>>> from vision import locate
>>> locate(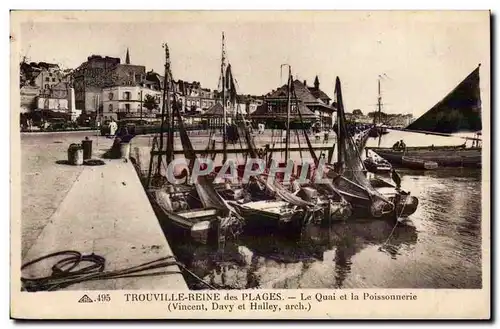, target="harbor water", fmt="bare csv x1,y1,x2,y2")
132,130,482,289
